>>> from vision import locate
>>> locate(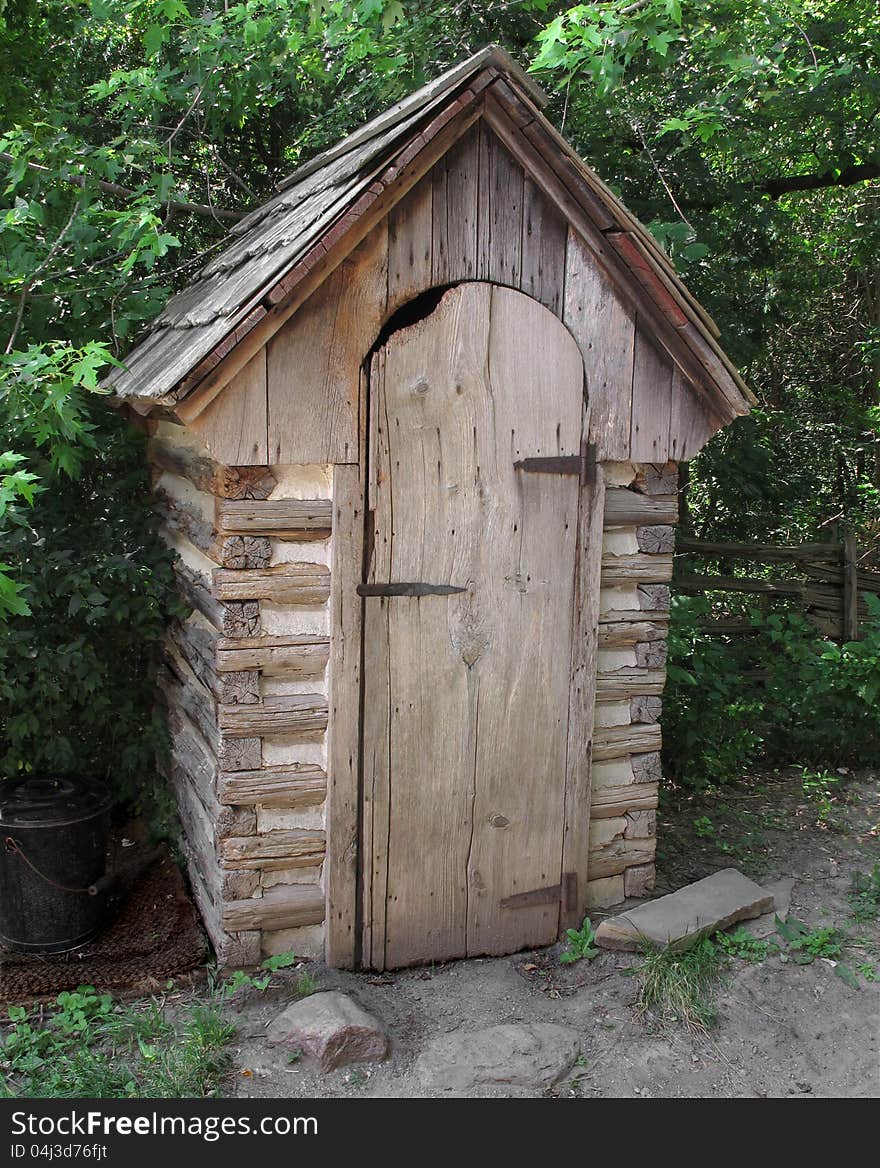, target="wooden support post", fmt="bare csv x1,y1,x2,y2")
843,528,860,641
